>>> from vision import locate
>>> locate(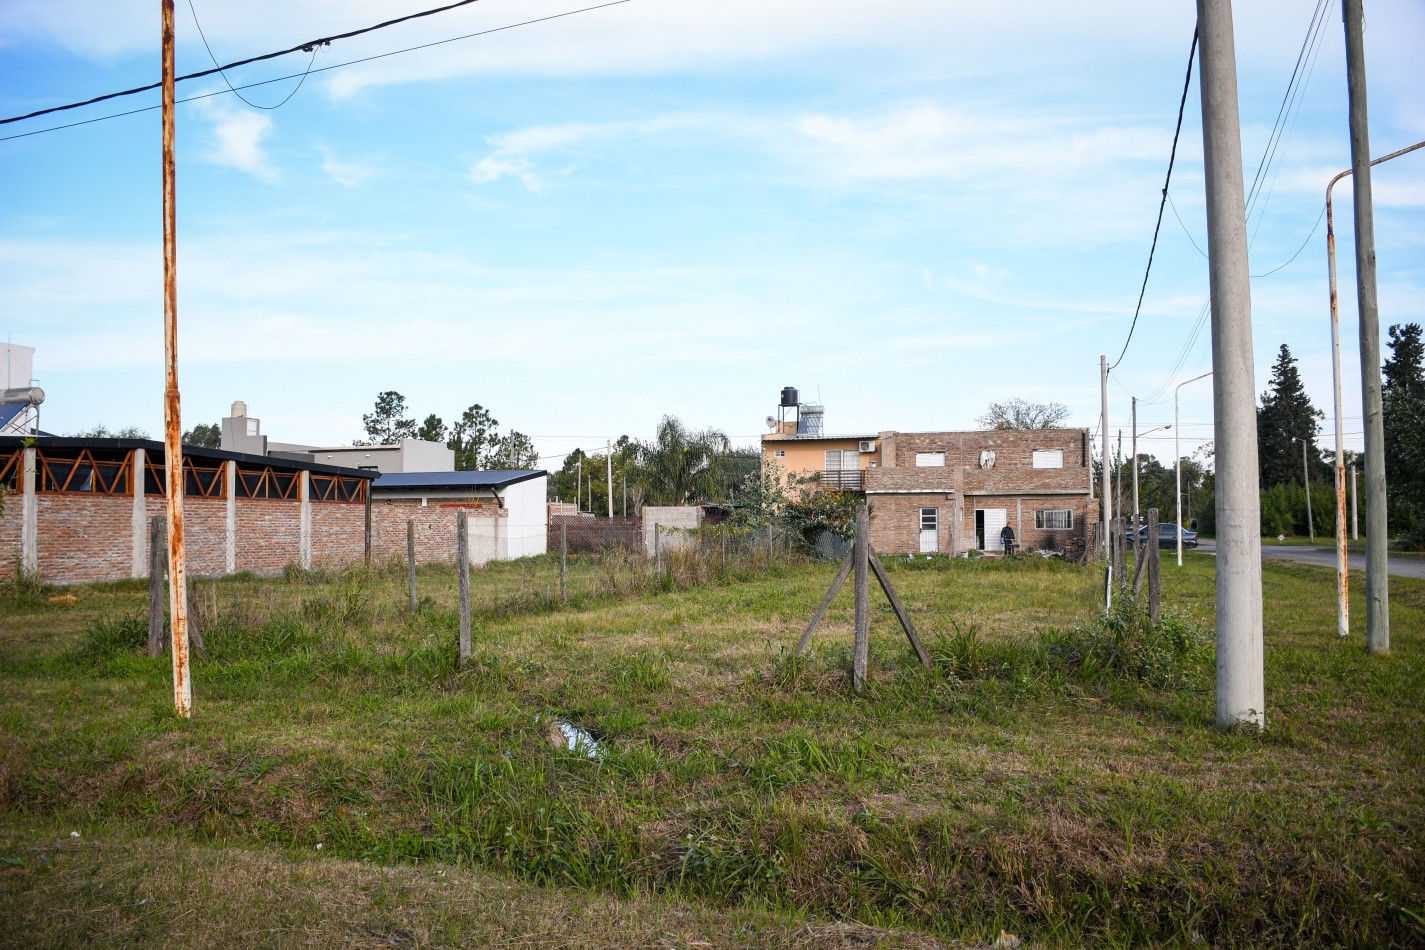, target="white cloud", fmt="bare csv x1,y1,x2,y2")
191,96,279,182
318,147,377,188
